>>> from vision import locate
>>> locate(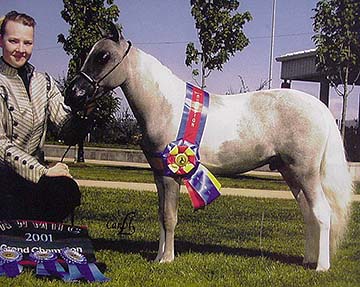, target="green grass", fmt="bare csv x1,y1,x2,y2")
1,188,359,286
67,163,290,191
67,162,360,194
